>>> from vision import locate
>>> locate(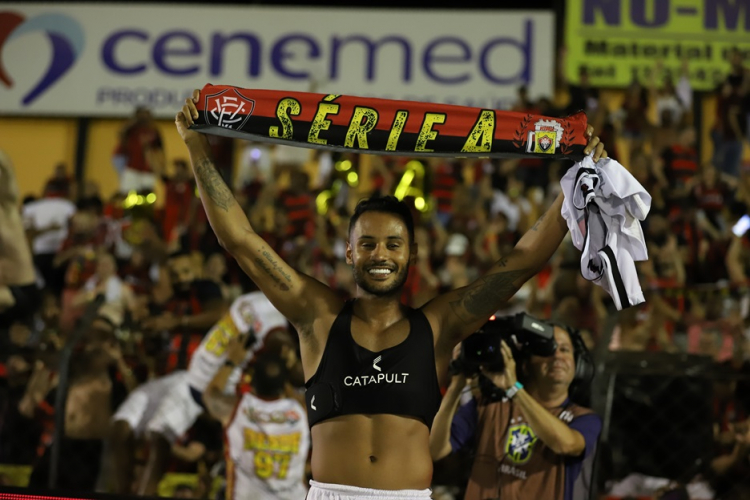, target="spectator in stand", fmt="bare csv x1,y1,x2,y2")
629,148,667,212
652,59,693,128
54,197,111,332
612,77,651,146
43,163,75,200
430,158,462,228
557,47,599,118
712,50,748,179
119,248,154,298
657,124,699,205
160,159,196,245
25,311,134,492
400,226,441,308
22,183,77,294
114,107,165,194
202,252,233,300
277,169,315,240
141,250,226,375
0,151,41,340
726,47,750,90
72,252,135,317
695,163,733,234
437,233,479,291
